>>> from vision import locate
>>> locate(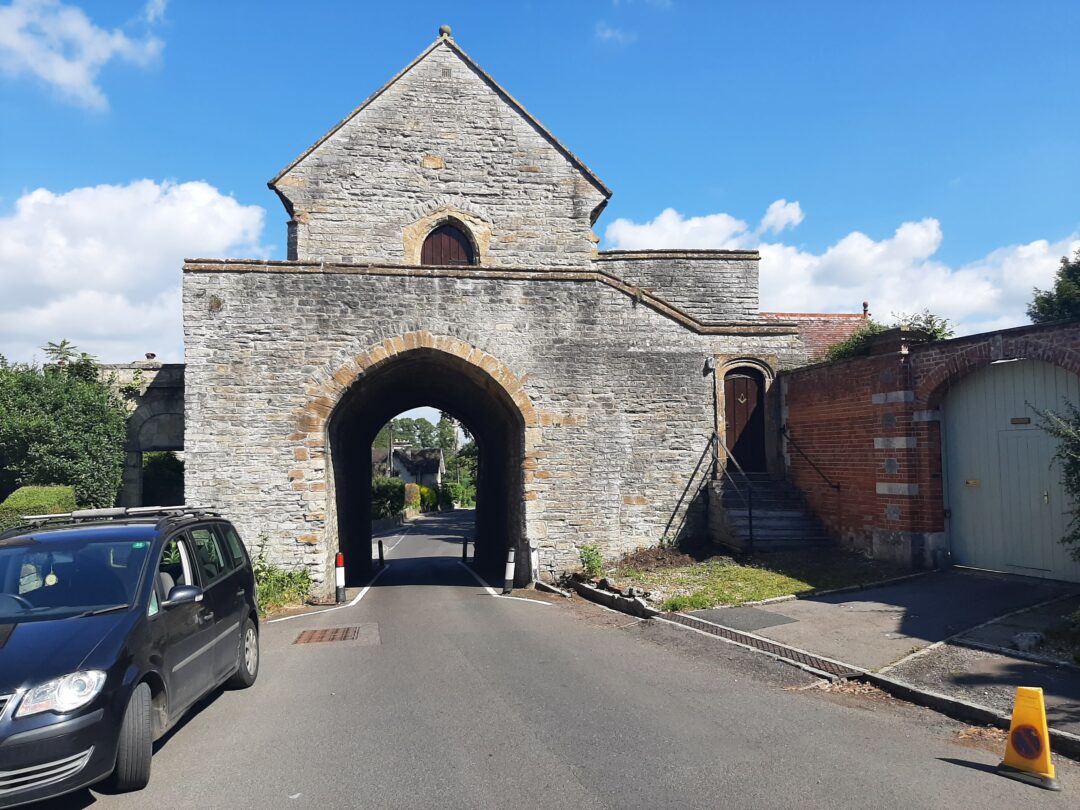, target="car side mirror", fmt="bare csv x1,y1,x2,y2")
162,584,203,608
